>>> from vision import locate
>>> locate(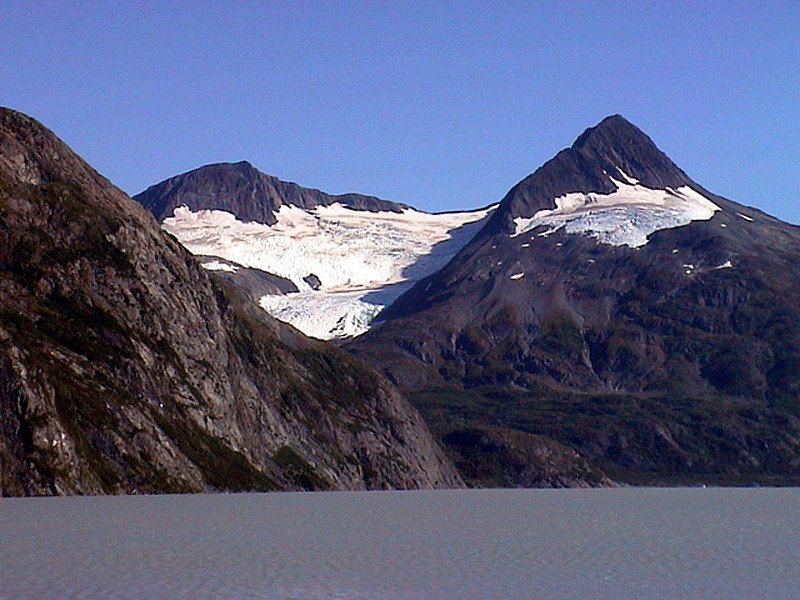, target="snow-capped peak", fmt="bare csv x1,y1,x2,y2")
512,173,721,248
